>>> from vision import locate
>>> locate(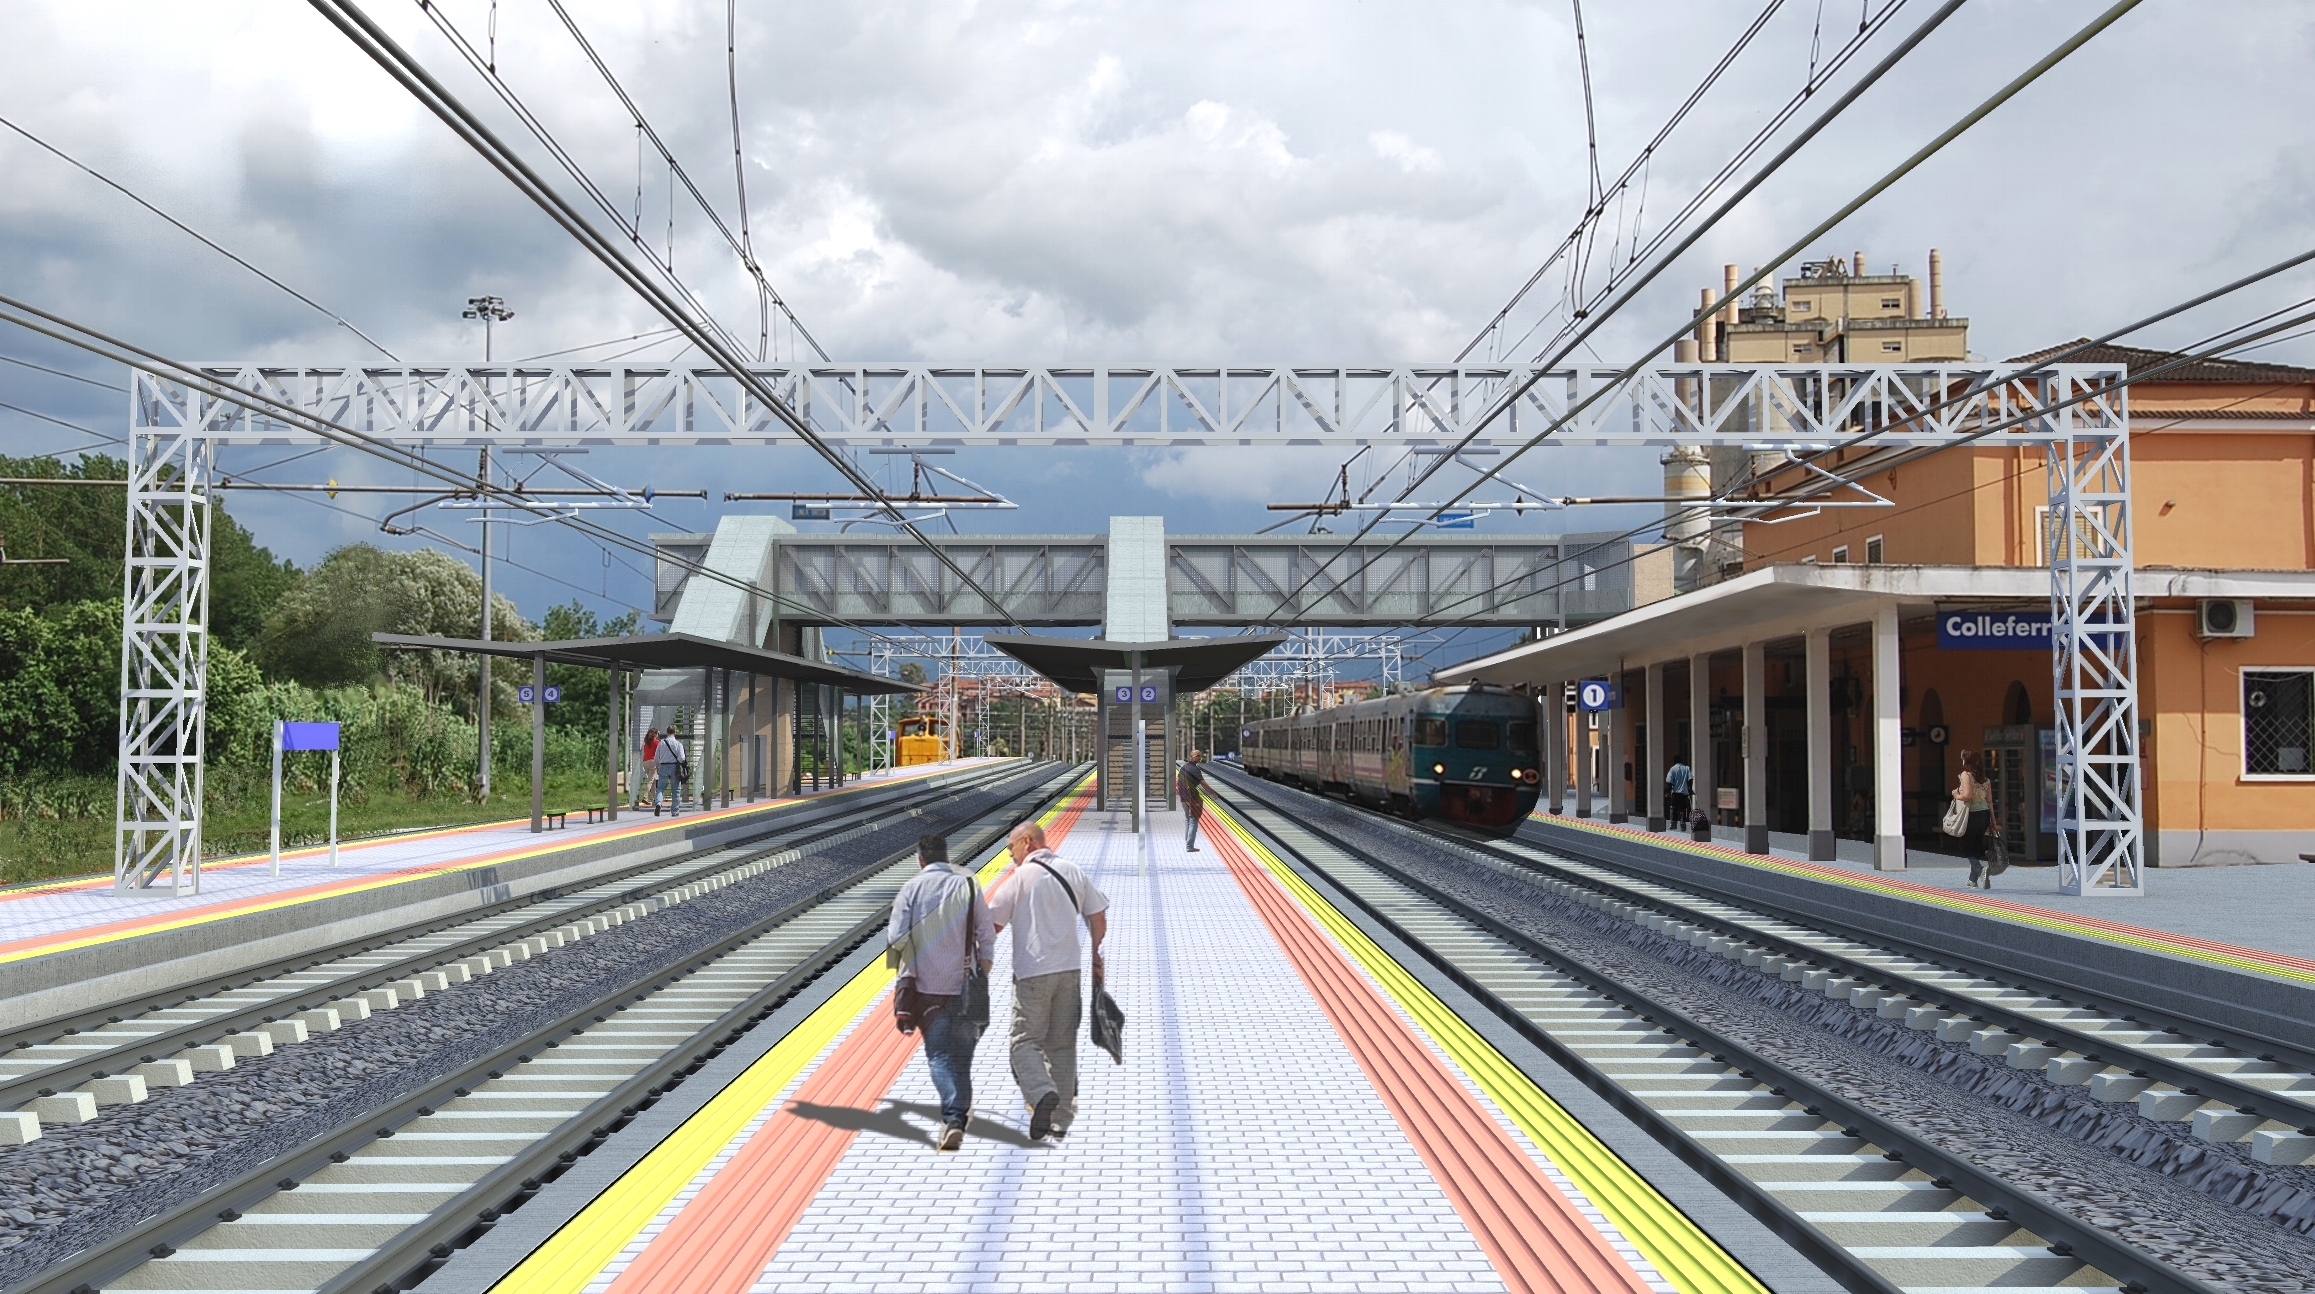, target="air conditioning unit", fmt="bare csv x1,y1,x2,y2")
2196,598,2255,640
